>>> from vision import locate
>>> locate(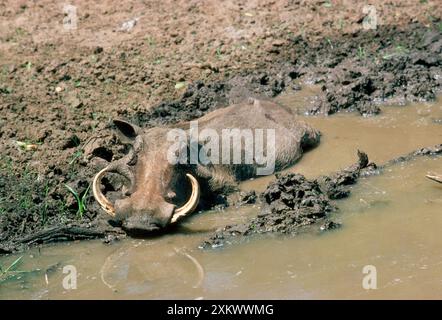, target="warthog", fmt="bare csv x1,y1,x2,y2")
93,99,320,234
